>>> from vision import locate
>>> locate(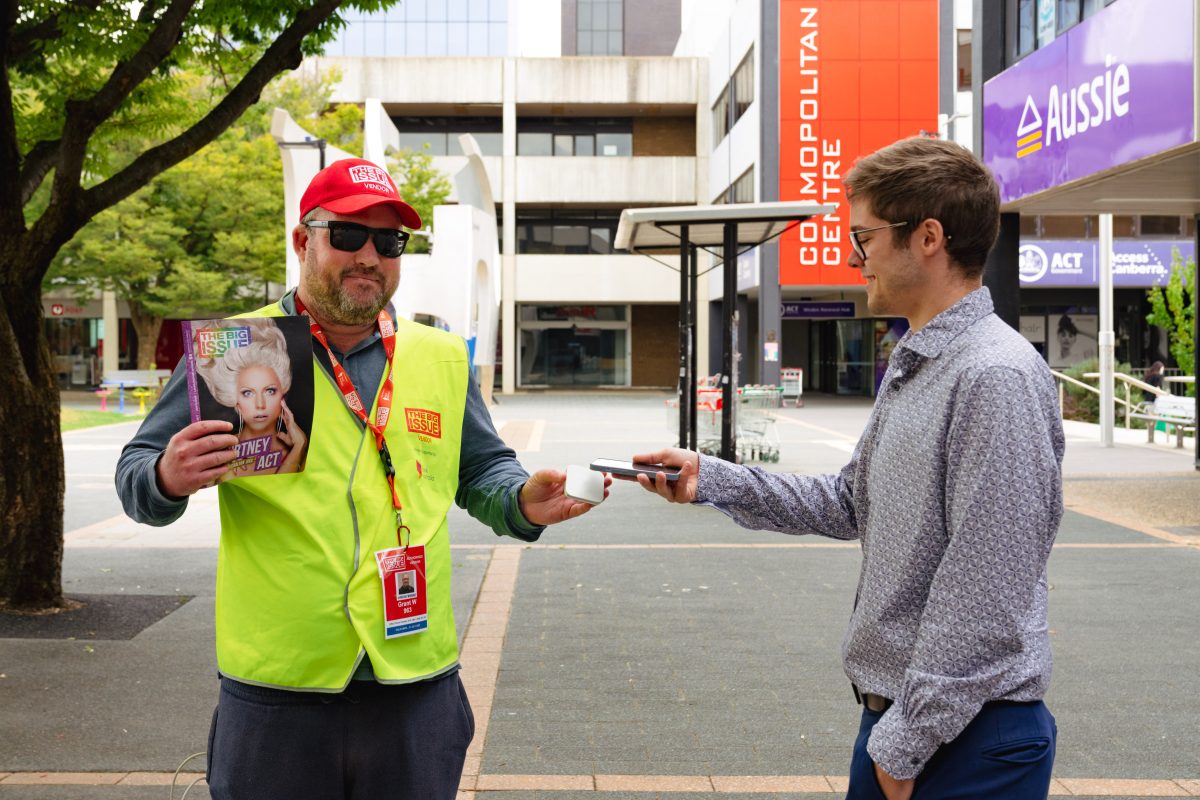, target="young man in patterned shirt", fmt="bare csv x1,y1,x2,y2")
633,137,1064,800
